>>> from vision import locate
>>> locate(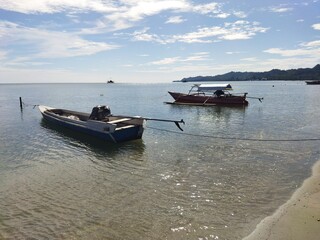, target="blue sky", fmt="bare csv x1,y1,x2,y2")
0,0,319,83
